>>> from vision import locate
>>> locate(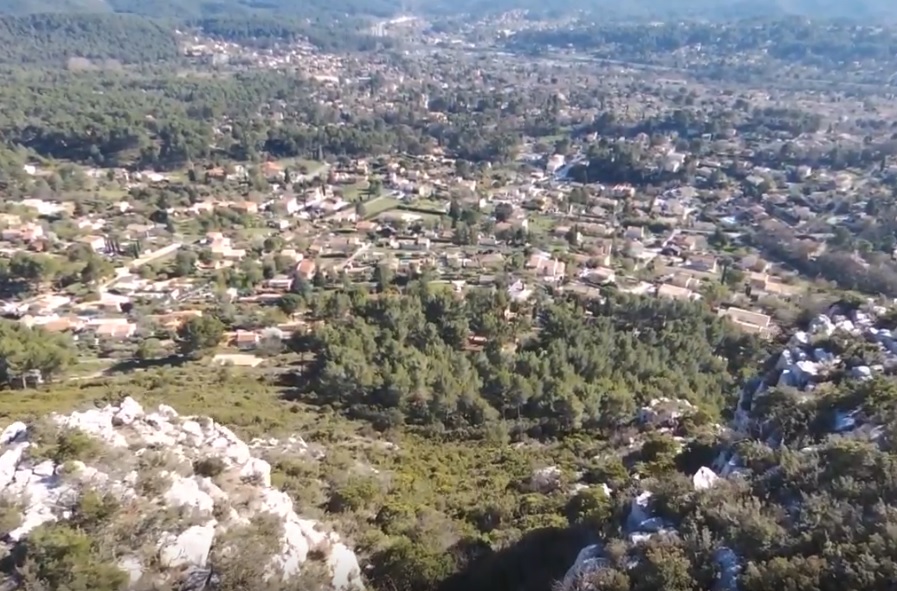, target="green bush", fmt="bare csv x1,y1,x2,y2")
327,477,380,513
193,456,227,478
566,487,612,527
30,427,100,465
0,497,22,536
18,523,128,591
